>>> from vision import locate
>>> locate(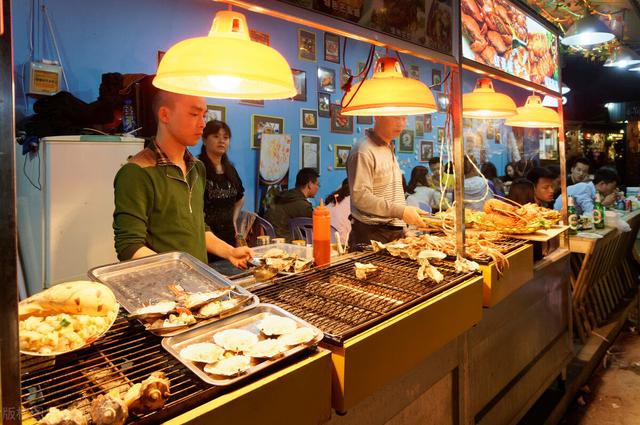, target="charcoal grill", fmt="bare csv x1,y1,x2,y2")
254,251,477,345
